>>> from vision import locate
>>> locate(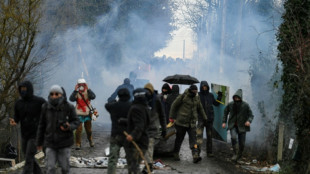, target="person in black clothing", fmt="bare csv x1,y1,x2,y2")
124,88,150,174
166,85,180,120
10,81,46,174
197,81,222,157
36,85,80,174
105,88,132,174
160,83,171,122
